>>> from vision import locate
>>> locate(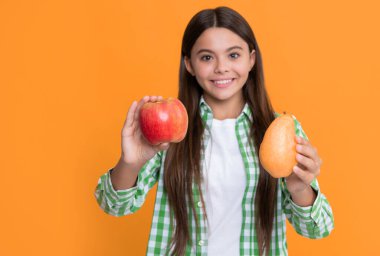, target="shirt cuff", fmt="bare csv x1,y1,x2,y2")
103,168,138,204
288,181,323,224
